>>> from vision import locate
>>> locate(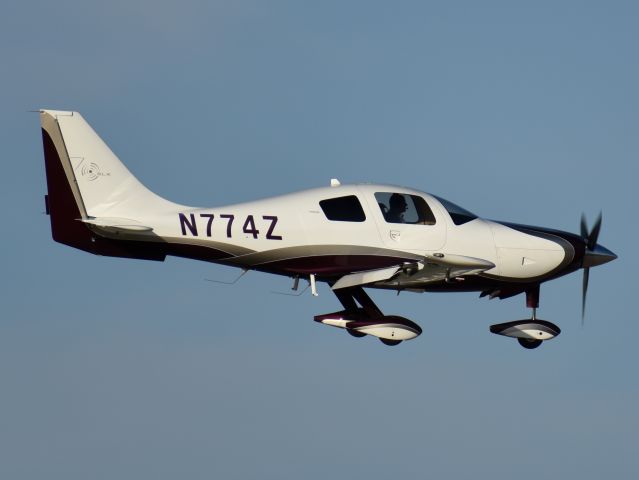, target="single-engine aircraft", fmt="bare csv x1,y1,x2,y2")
38,110,617,349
